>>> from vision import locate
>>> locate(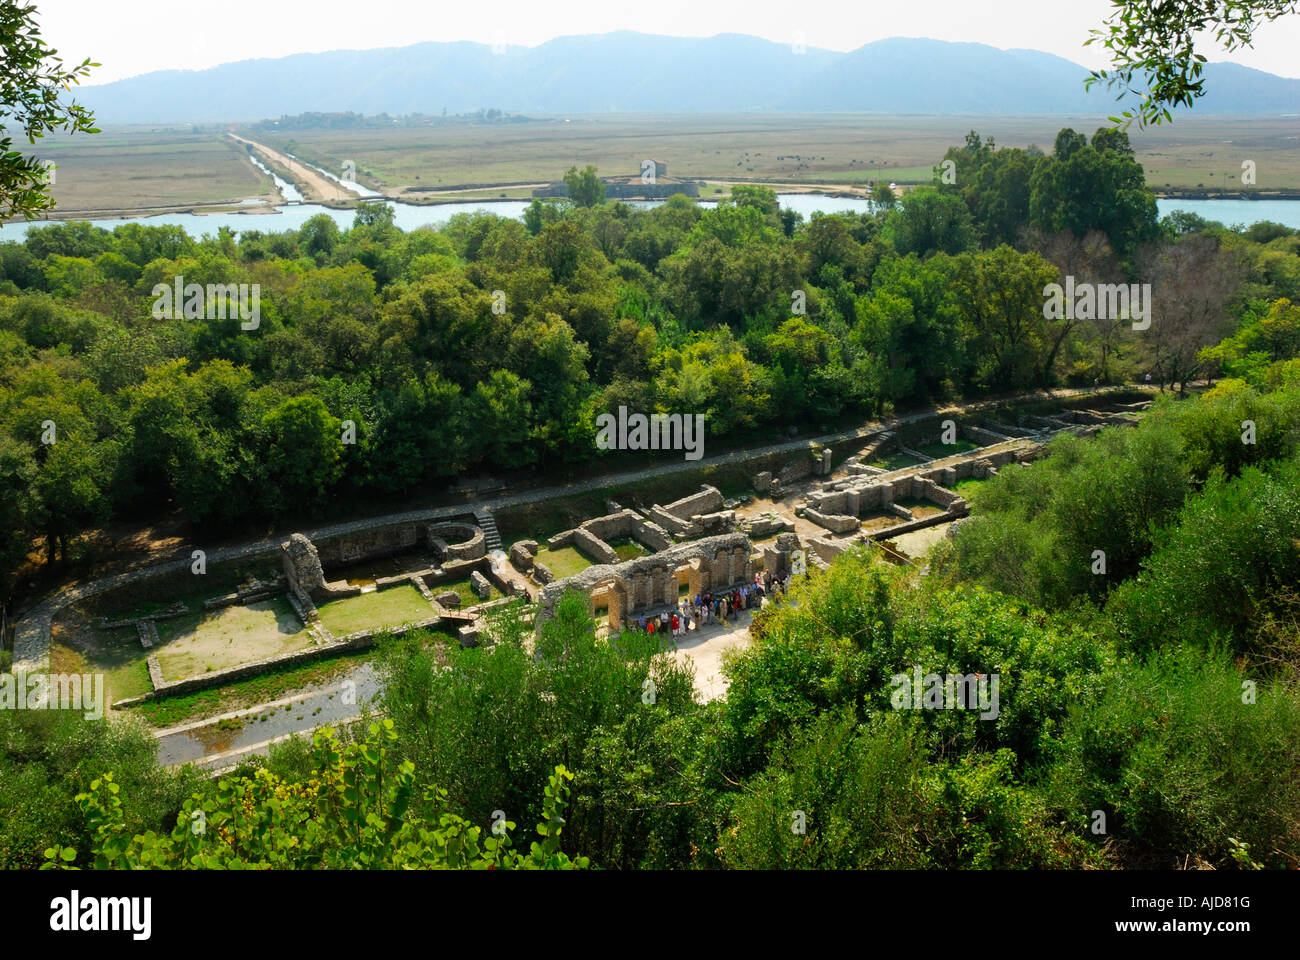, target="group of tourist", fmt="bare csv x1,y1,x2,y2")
628,571,792,638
